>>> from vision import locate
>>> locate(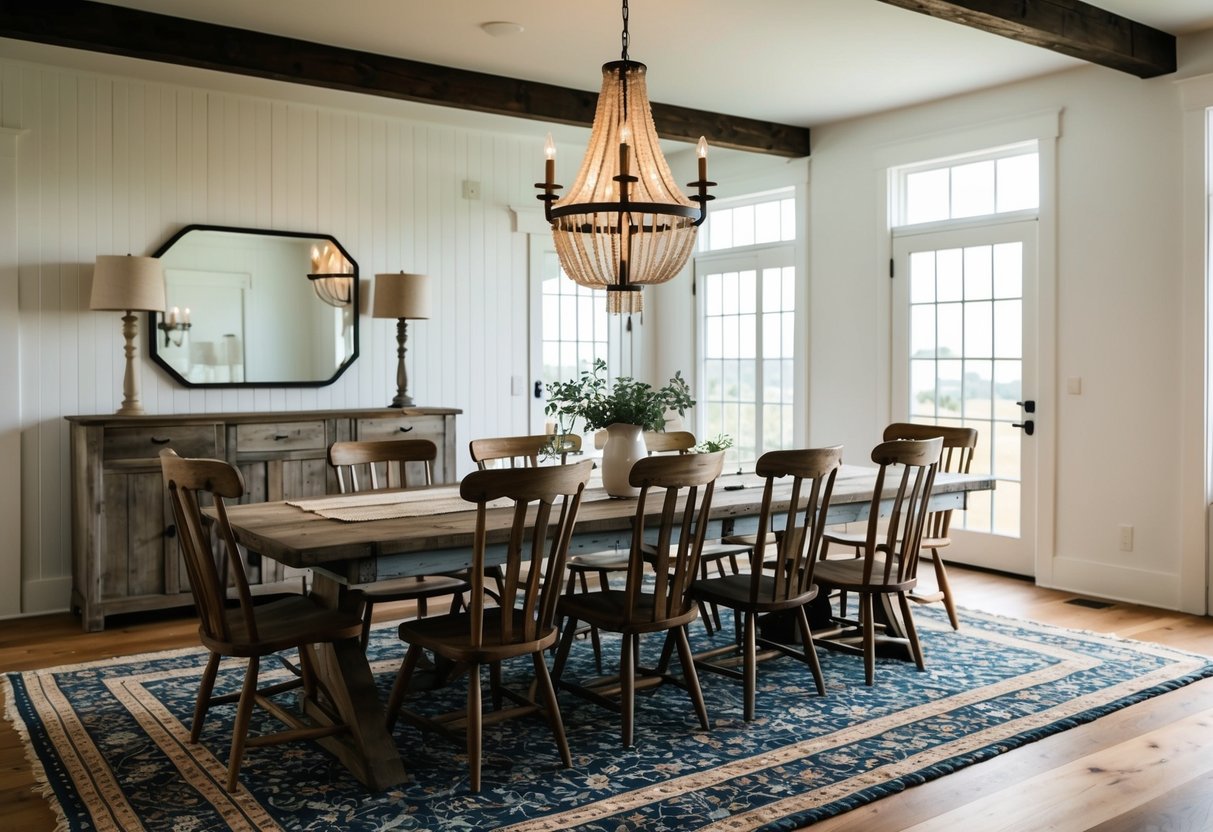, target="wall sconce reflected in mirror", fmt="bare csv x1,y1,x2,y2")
158,305,192,347
309,243,354,307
